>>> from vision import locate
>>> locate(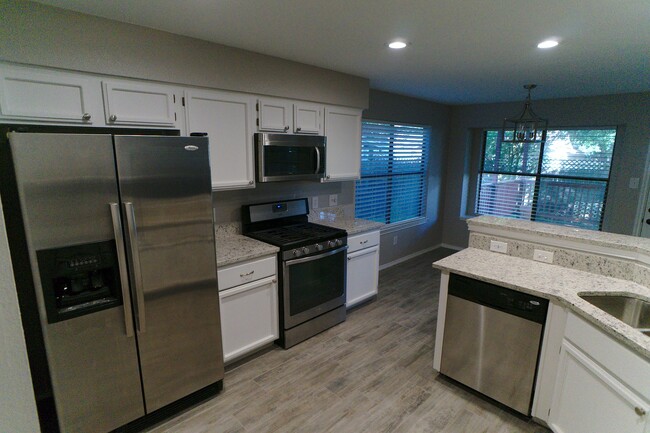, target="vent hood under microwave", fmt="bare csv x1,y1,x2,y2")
255,133,326,182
